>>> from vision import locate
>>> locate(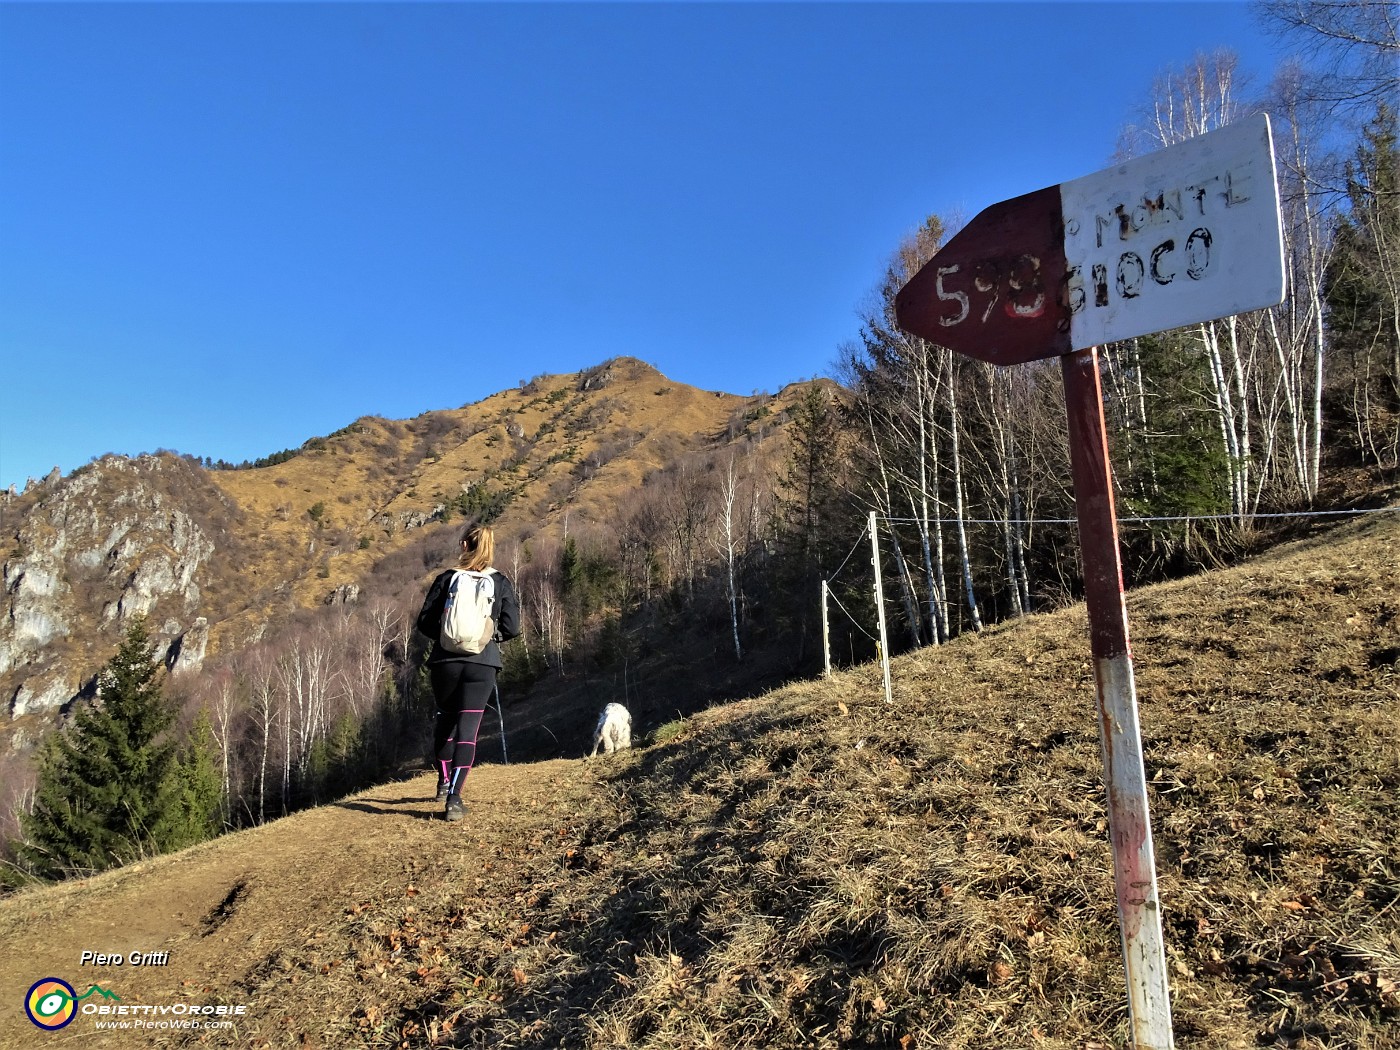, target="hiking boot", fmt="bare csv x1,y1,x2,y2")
434,780,449,803
444,796,466,822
